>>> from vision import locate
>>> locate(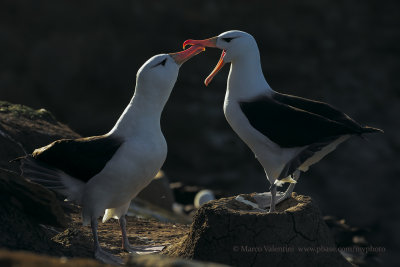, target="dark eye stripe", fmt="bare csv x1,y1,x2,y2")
152,58,167,68
222,37,235,43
